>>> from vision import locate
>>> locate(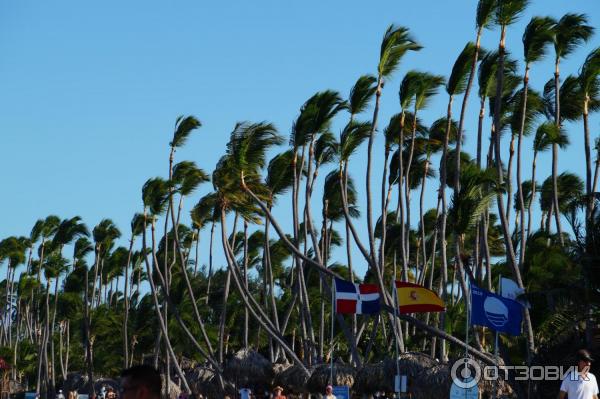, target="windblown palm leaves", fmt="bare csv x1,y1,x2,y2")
170,116,202,149
377,25,422,79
